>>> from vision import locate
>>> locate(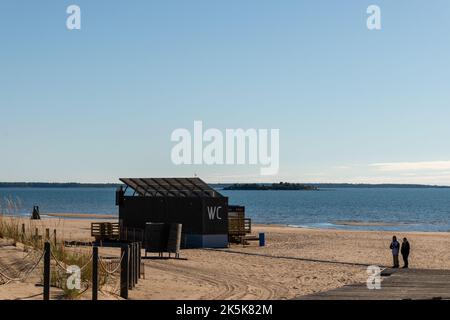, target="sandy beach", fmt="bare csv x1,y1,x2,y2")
1,215,450,300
